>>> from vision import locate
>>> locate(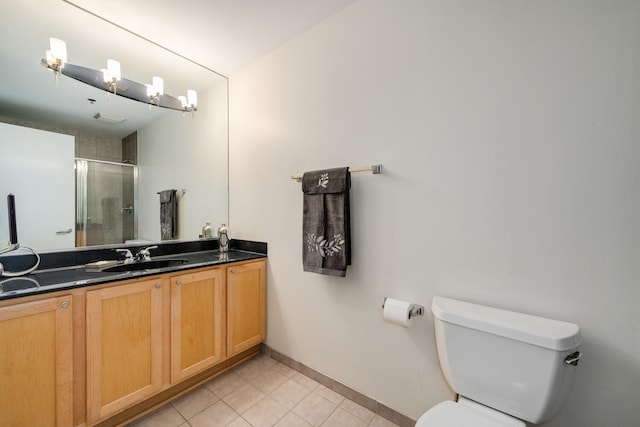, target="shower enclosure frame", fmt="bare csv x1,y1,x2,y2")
75,158,138,247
